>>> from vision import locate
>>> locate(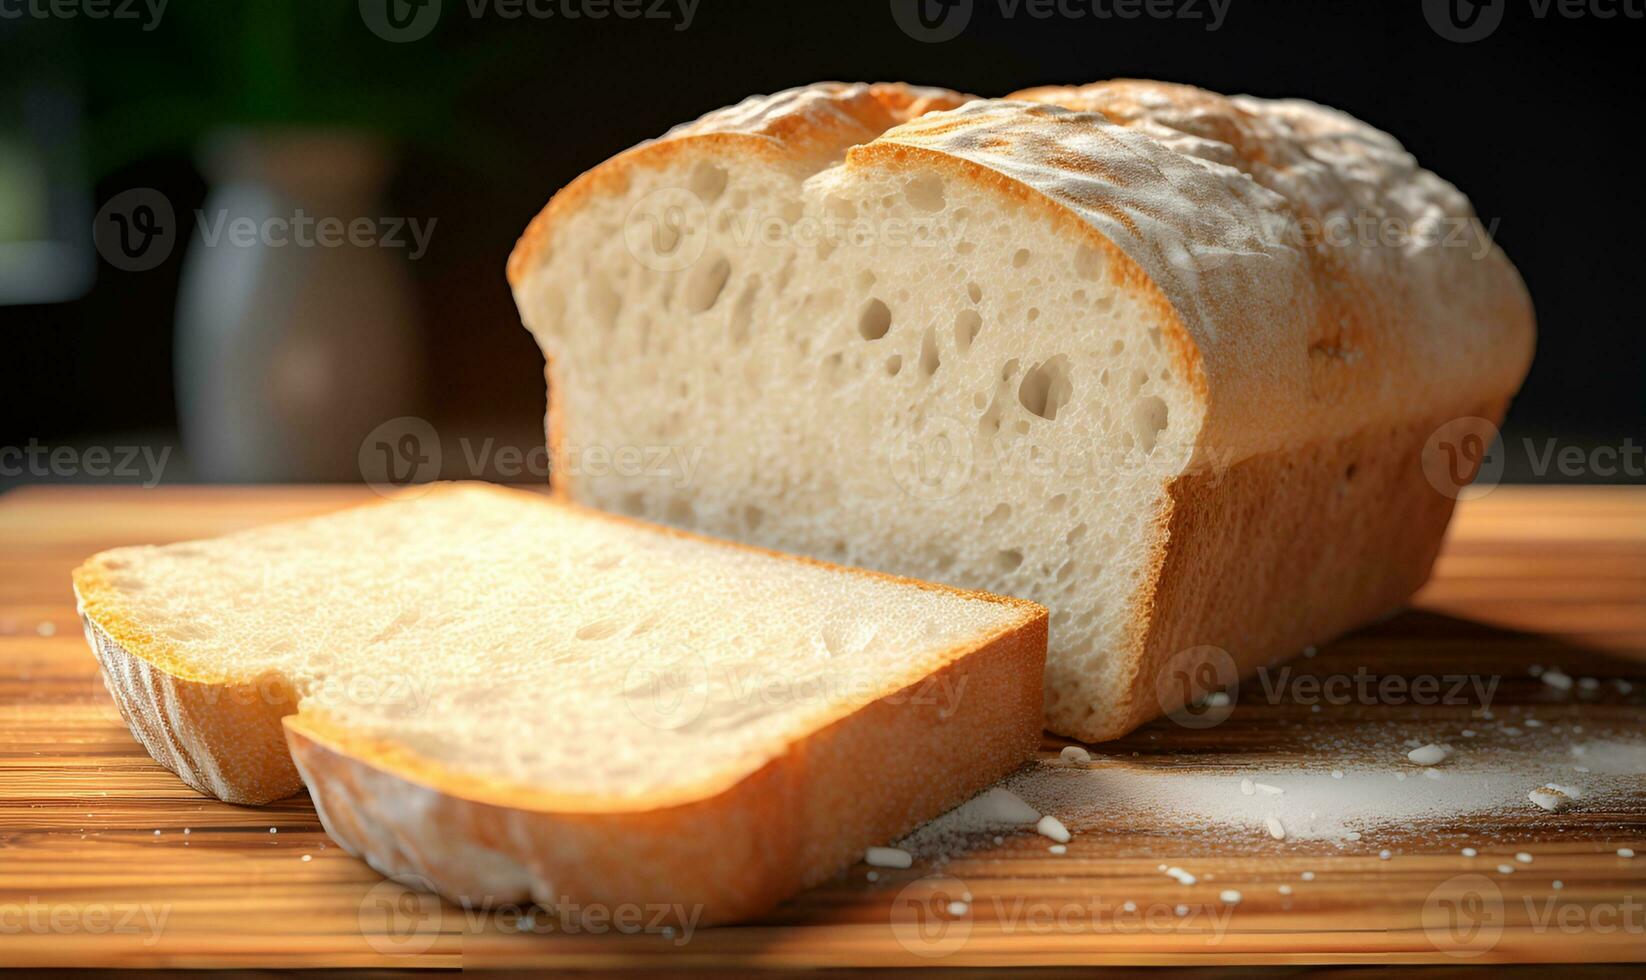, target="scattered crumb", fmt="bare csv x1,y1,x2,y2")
947,901,969,916
1036,815,1071,843
1060,746,1092,765
1619,848,1636,859
1219,889,1242,904
1515,852,1533,864
1497,864,1515,874
1278,884,1293,895
1462,847,1478,857
1528,784,1582,812
1407,744,1448,766
1379,849,1392,860
865,847,912,869
1541,670,1573,691
1048,844,1067,855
